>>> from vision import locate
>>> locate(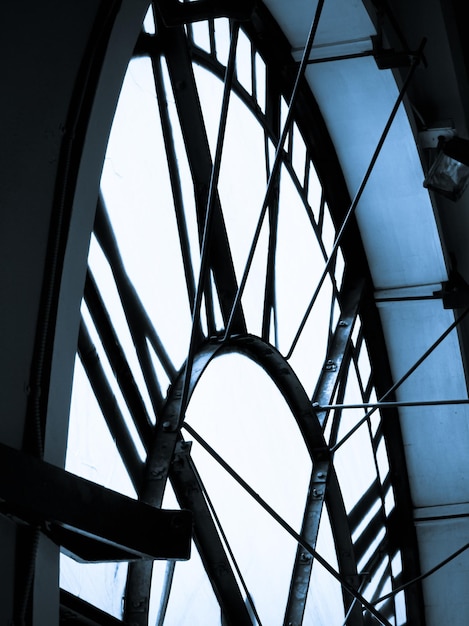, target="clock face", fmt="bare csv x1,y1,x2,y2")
60,4,419,625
